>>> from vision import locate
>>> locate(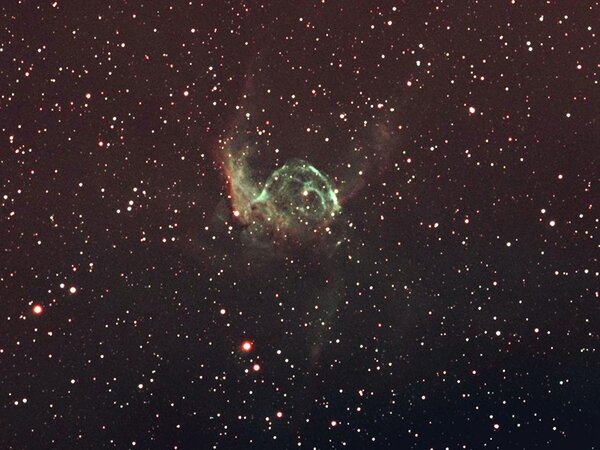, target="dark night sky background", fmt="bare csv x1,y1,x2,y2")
1,1,598,449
